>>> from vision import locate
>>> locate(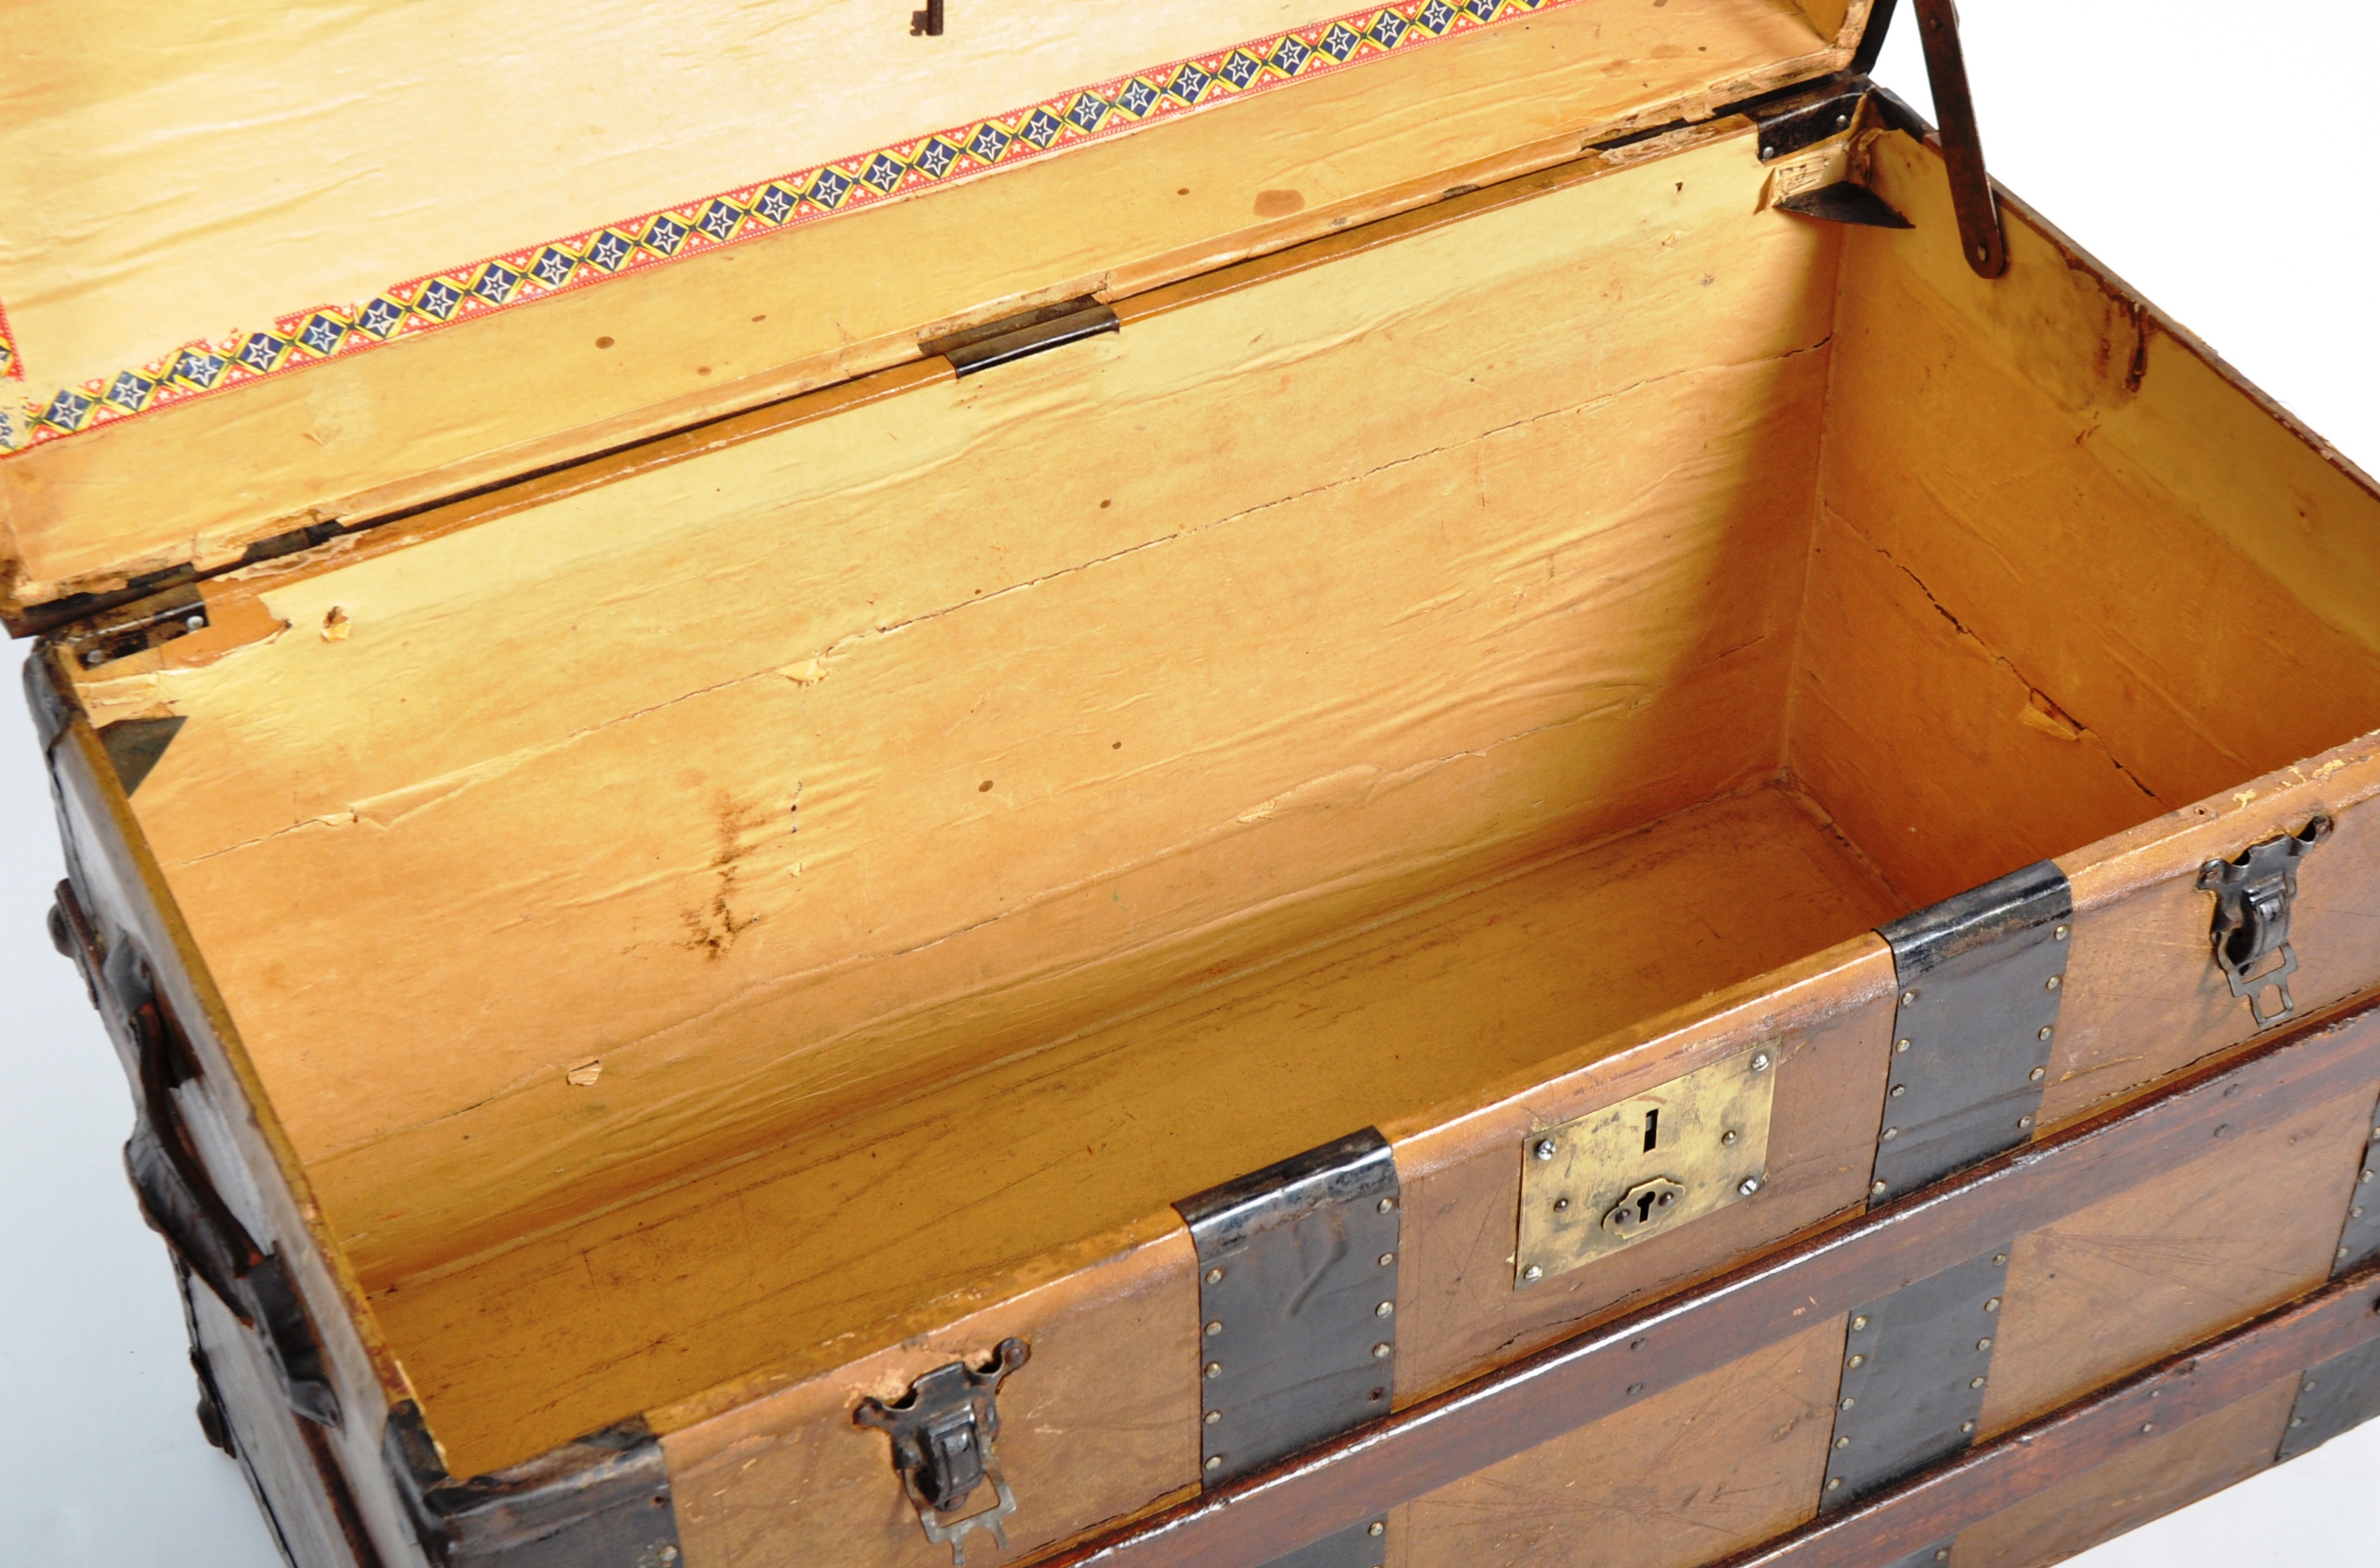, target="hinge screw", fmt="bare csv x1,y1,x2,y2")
1533,1139,1558,1160
1752,1052,1772,1072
